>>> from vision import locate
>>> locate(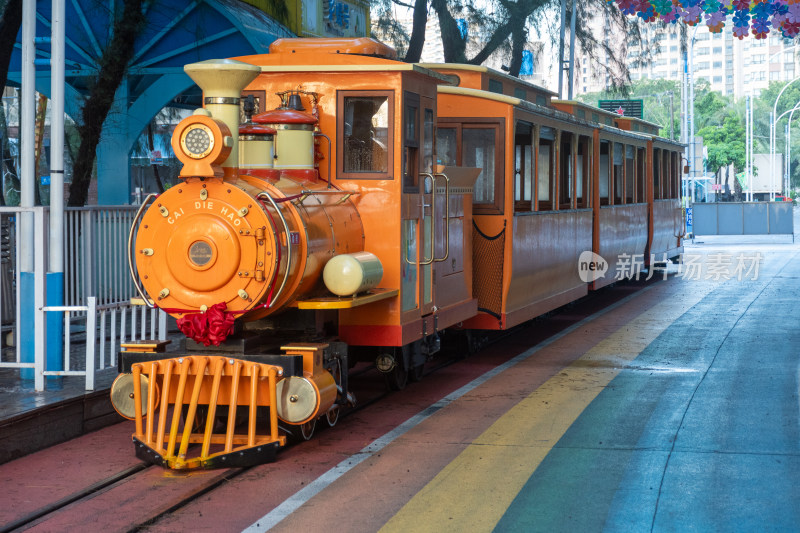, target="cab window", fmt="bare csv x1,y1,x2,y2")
337,91,393,179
